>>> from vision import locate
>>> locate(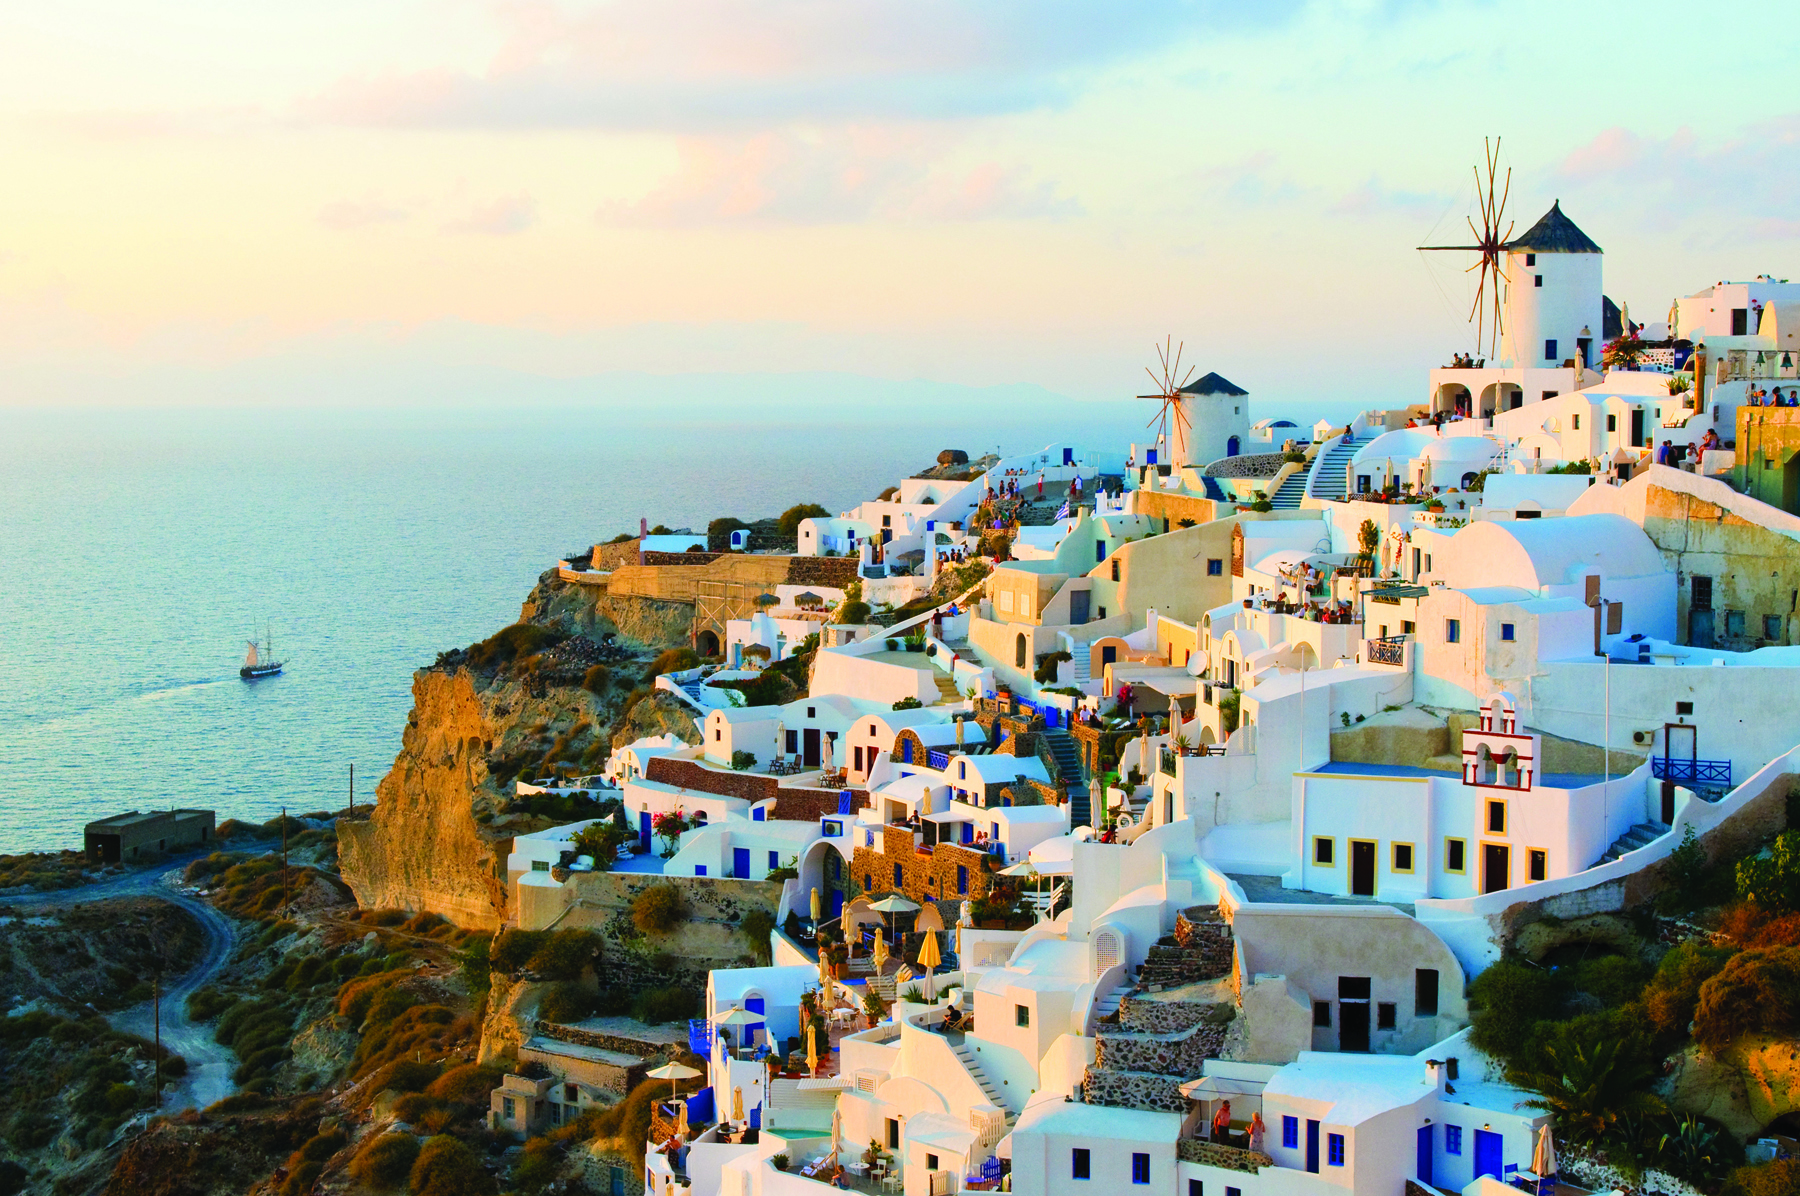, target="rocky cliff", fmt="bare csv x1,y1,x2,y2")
340,570,699,930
